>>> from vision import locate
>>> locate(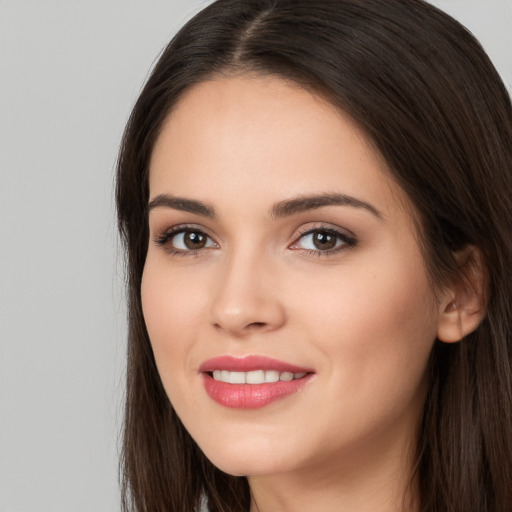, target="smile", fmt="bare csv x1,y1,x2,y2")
199,355,313,409
212,370,307,384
